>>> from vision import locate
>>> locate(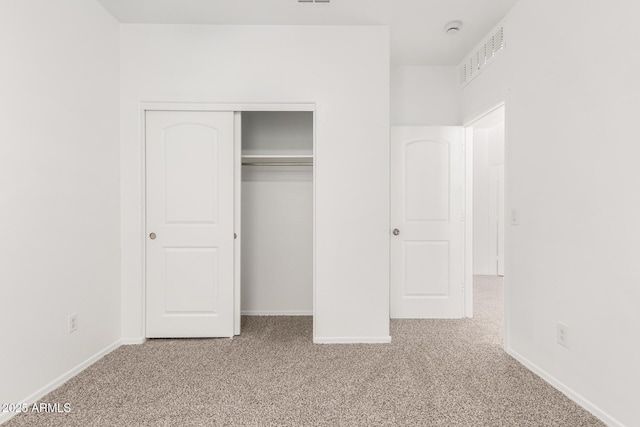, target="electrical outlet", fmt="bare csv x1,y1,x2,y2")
68,313,78,334
557,322,568,347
